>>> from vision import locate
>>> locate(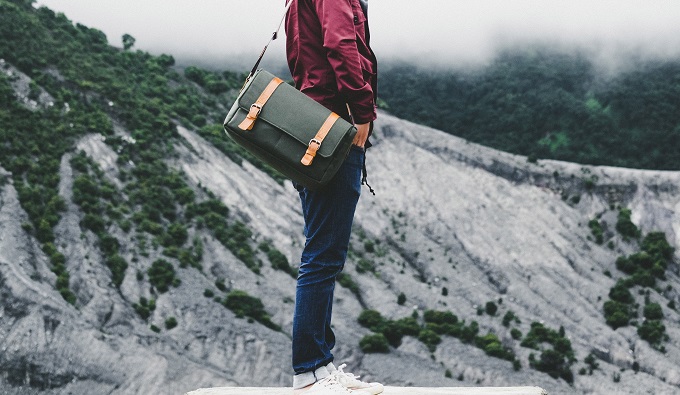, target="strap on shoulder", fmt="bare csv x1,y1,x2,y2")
245,0,294,85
